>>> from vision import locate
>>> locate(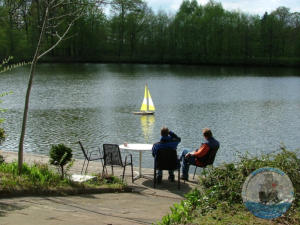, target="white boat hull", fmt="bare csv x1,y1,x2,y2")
133,111,155,115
